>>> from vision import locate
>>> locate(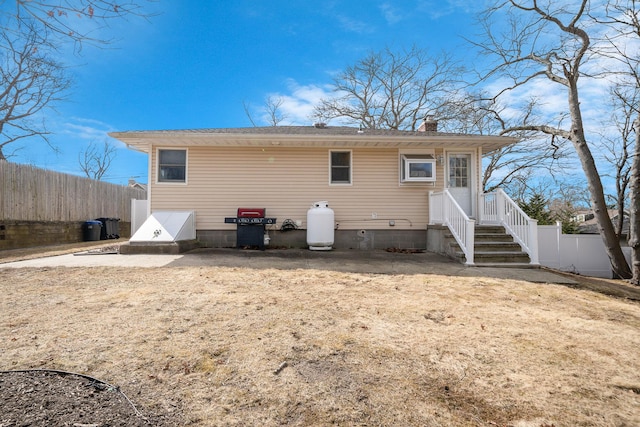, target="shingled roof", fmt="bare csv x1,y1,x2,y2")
110,125,518,154
113,125,451,136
